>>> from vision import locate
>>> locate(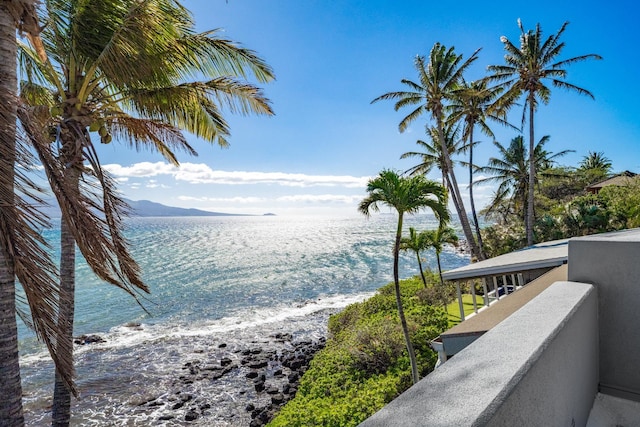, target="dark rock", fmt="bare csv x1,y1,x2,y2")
246,403,255,412
246,371,259,379
265,385,280,395
222,364,237,374
200,403,211,411
128,393,158,406
271,393,285,405
171,401,185,410
254,381,265,393
73,334,106,345
158,414,174,421
218,343,227,348
185,410,199,421
221,357,233,366
288,372,299,383
272,332,293,342
248,360,268,369
258,408,272,423
250,348,262,354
